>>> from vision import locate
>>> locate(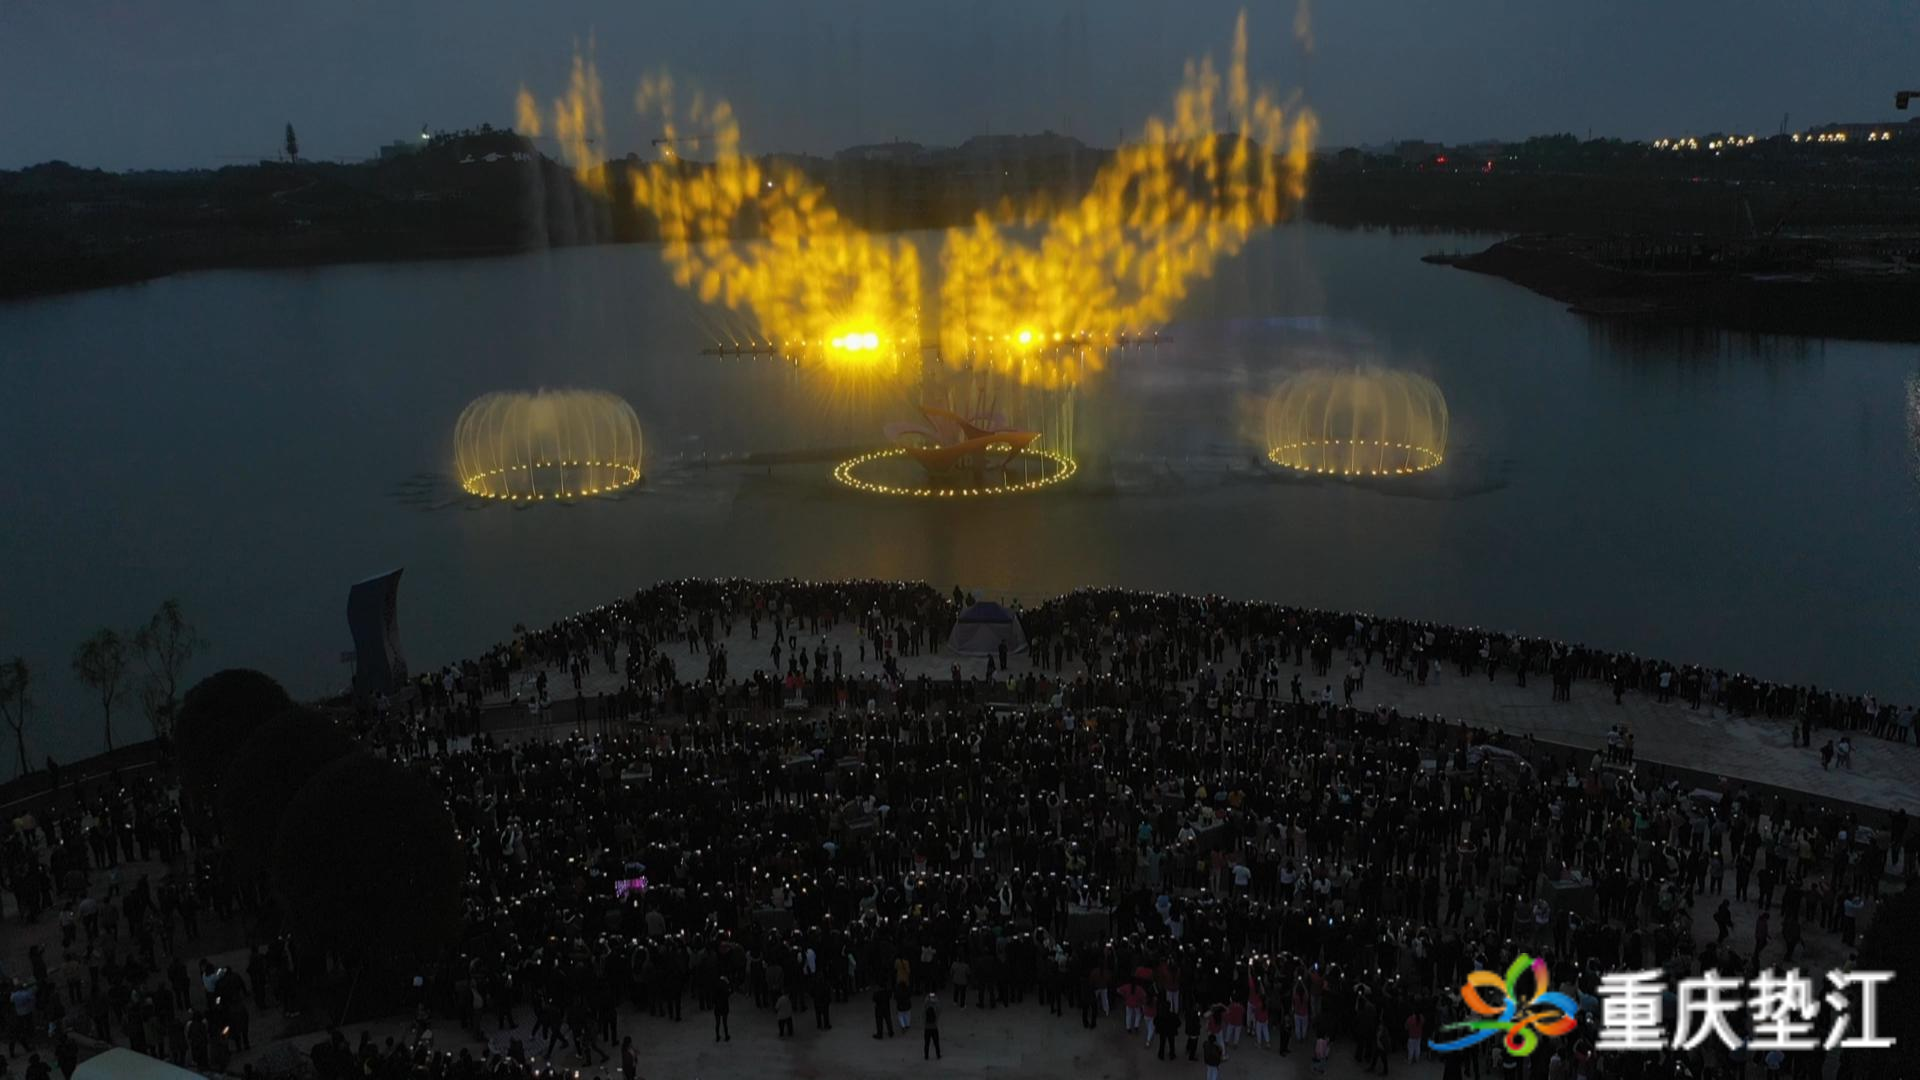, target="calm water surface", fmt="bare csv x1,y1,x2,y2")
4,224,1917,761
